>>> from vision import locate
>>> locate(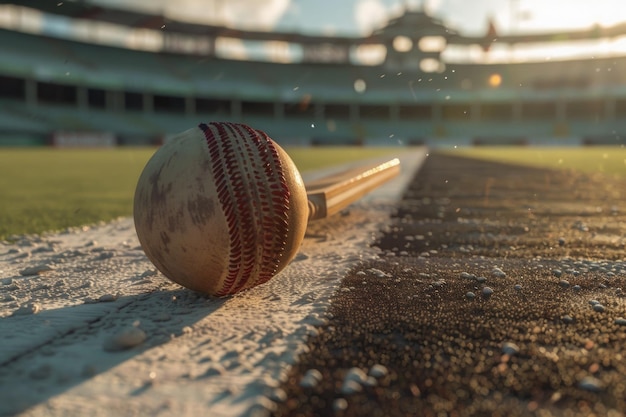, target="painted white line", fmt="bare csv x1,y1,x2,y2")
0,148,427,417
